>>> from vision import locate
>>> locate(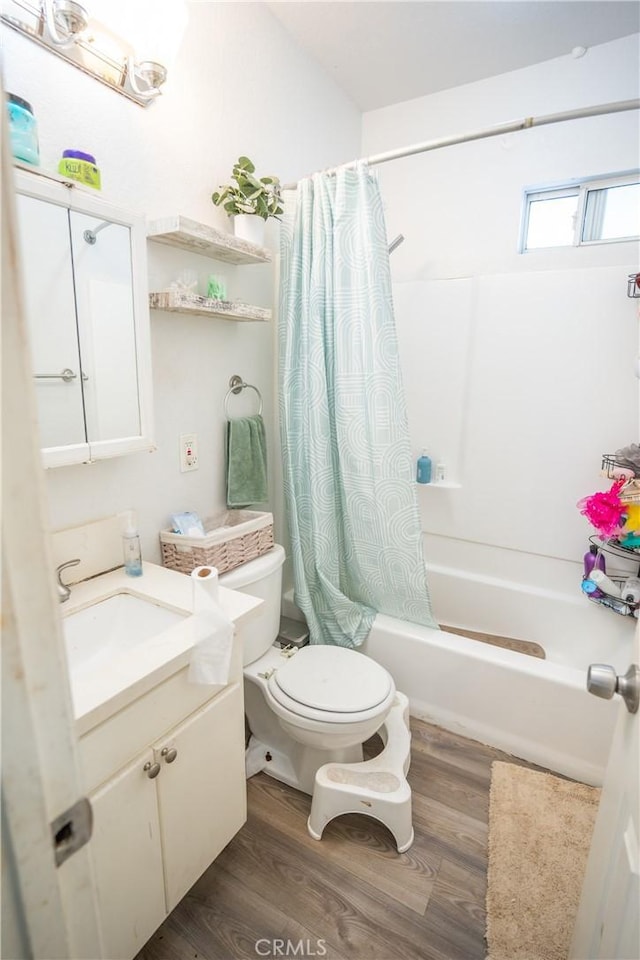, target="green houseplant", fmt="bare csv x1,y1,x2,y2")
212,156,283,225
